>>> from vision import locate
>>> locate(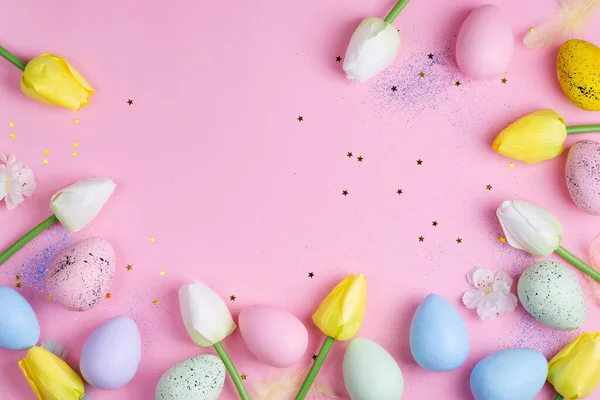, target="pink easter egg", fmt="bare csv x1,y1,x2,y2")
566,140,600,215
46,238,115,311
456,4,514,80
239,305,308,368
